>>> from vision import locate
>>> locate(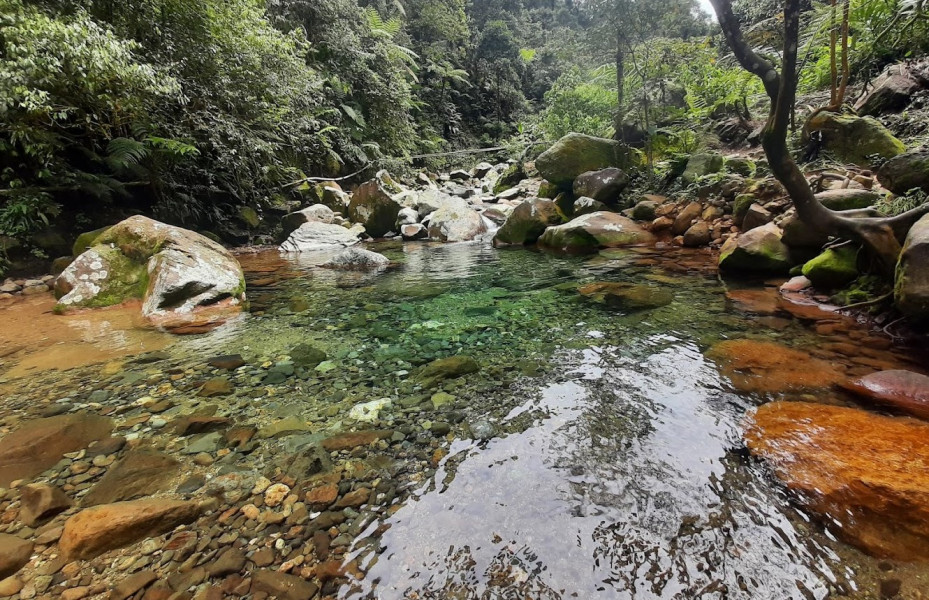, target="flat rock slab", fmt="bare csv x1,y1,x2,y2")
82,450,180,506
321,430,394,452
60,499,203,560
251,569,319,600
841,370,929,420
0,413,113,487
746,401,929,560
705,339,845,394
